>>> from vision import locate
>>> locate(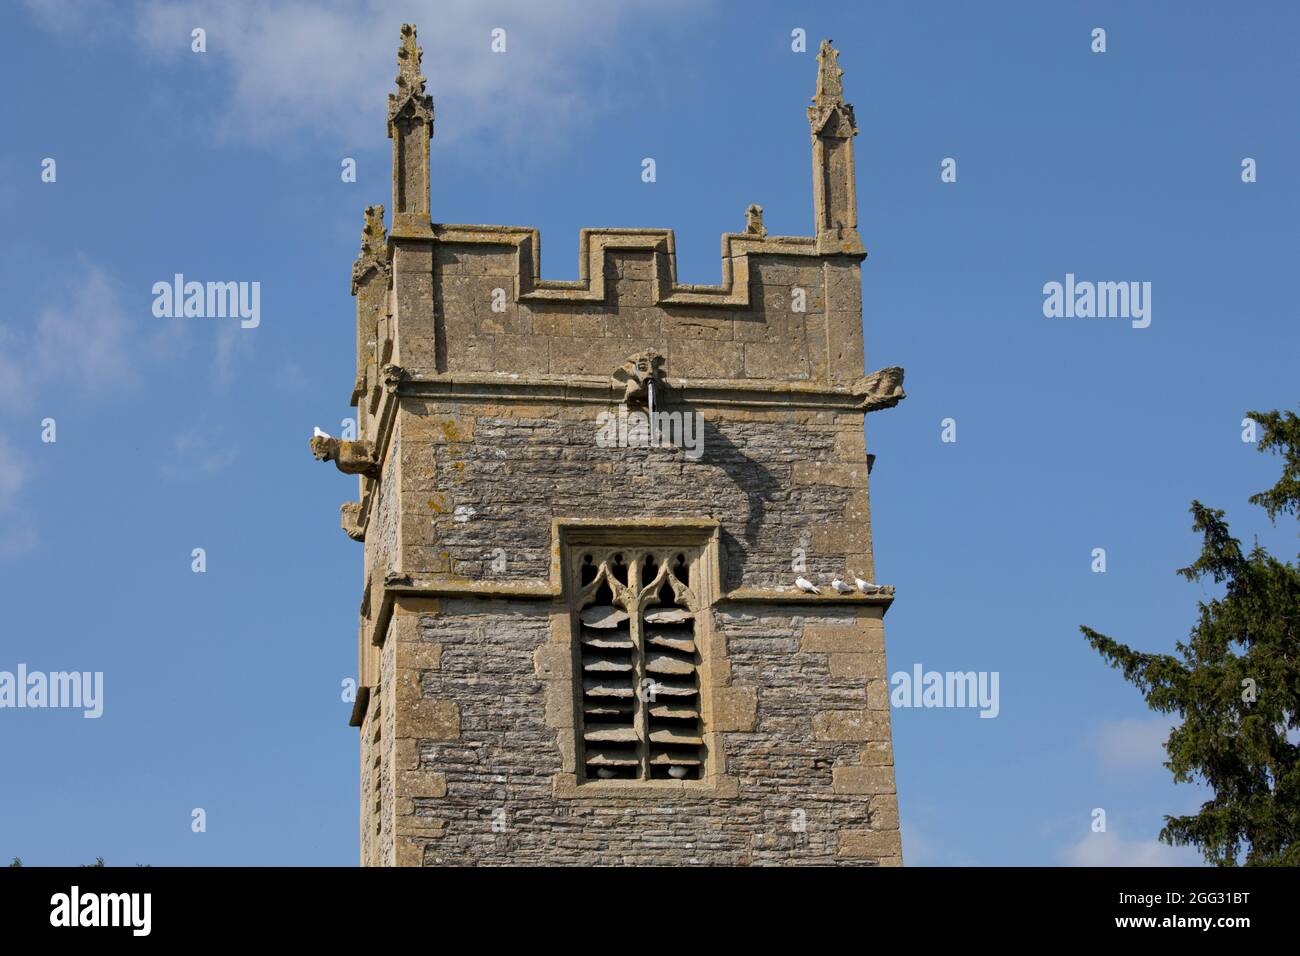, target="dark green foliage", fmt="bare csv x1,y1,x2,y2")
1081,409,1300,866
